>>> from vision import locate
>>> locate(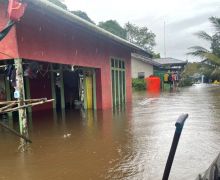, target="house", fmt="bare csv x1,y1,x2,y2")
0,0,150,111
153,57,187,72
131,53,159,78
153,57,188,88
